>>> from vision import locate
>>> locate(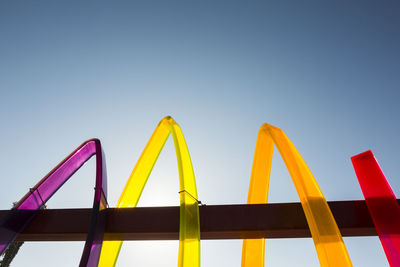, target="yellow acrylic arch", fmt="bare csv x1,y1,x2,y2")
241,123,352,267
98,116,200,267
